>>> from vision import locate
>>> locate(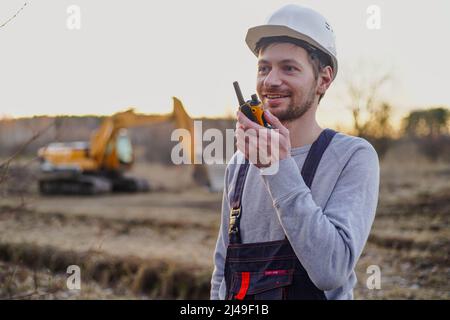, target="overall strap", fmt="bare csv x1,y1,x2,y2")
228,129,337,244
301,128,337,188
228,159,250,244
